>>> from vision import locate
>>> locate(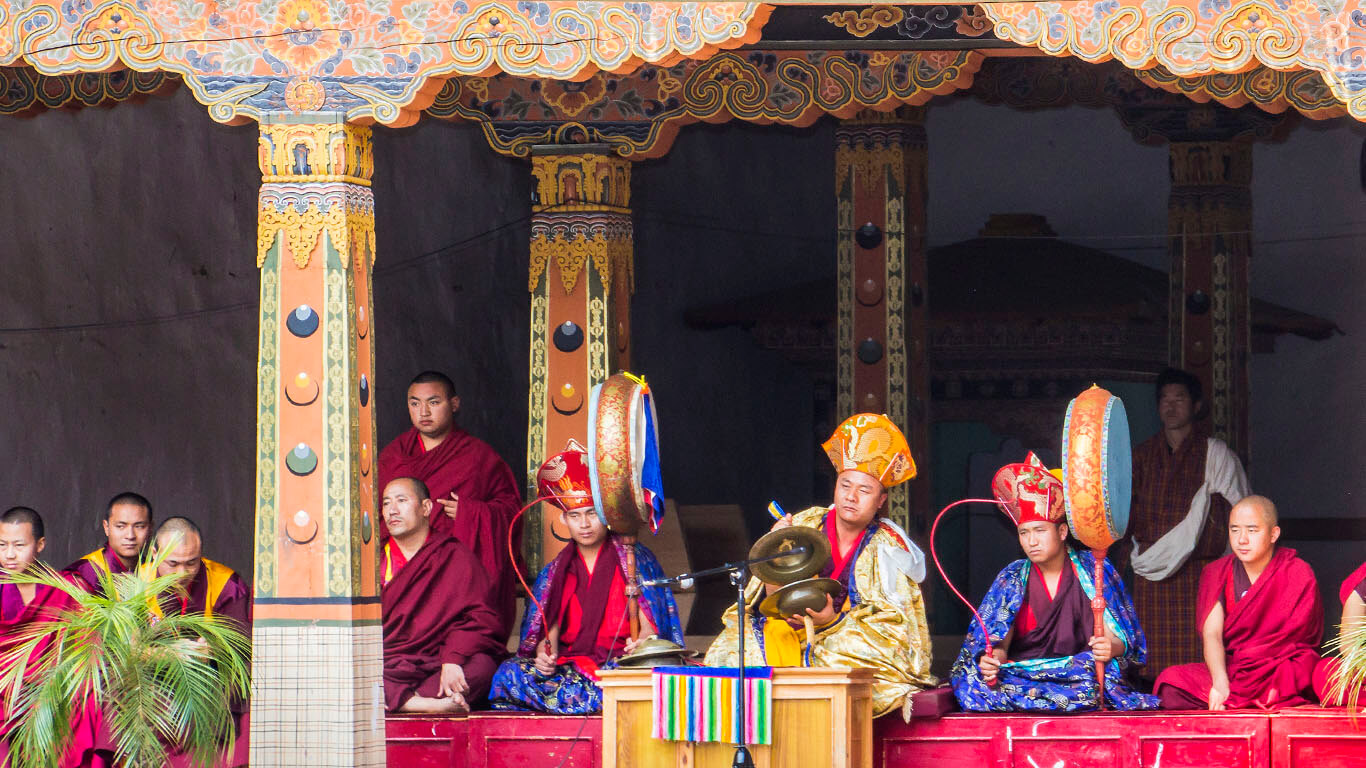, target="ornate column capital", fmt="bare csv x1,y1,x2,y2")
525,147,634,570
